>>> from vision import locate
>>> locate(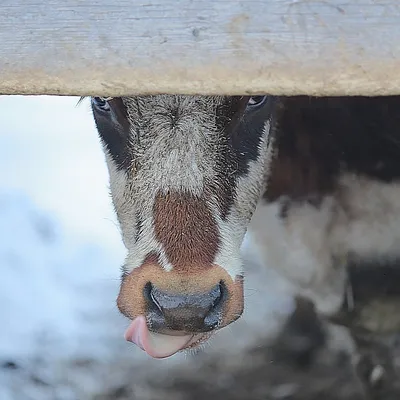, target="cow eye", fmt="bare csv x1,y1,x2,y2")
247,96,267,108
92,97,111,112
